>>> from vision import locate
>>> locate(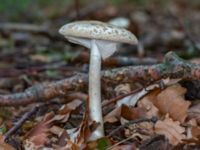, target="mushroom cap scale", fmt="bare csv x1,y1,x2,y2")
59,20,138,45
